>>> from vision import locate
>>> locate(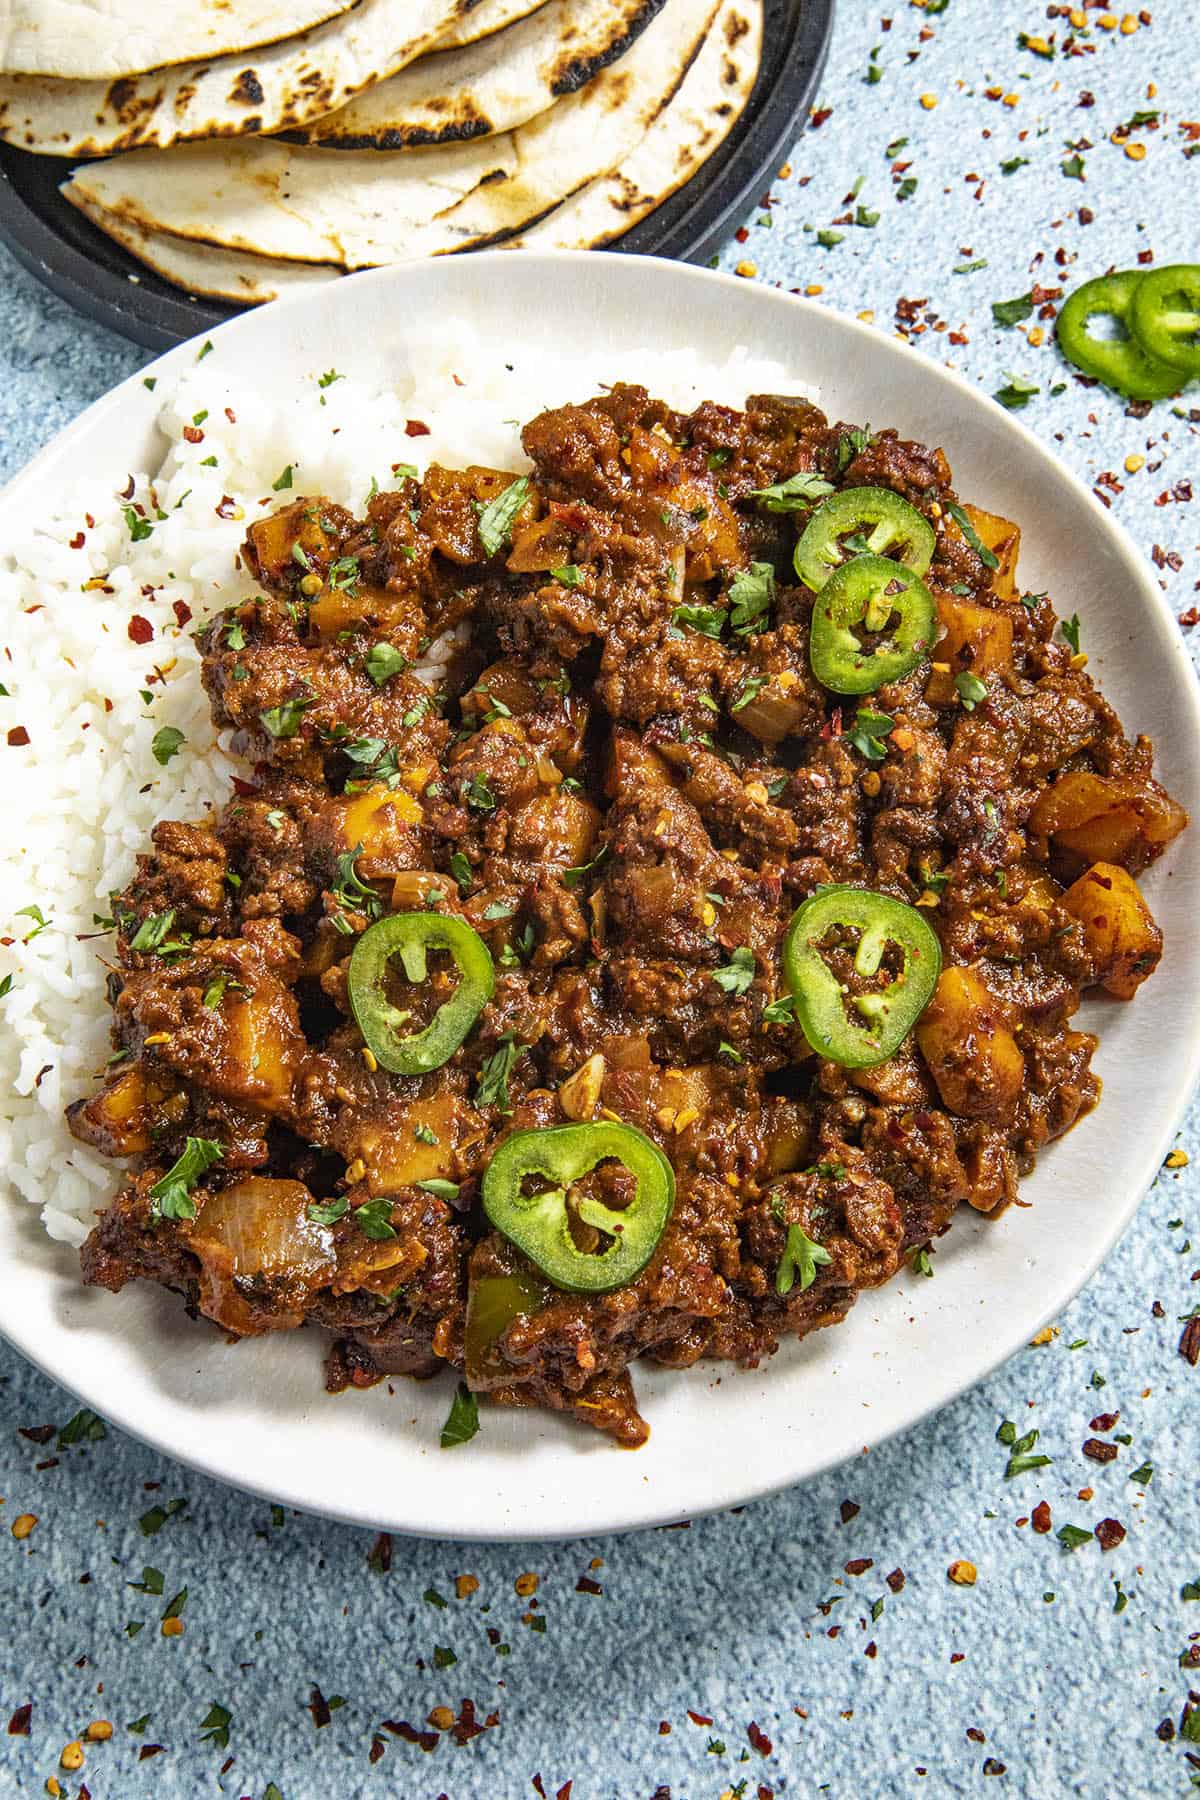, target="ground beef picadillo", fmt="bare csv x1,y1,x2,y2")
67,384,1186,1448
